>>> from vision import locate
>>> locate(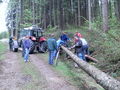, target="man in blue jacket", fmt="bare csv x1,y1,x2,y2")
47,34,57,65
23,36,31,62
60,32,70,47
